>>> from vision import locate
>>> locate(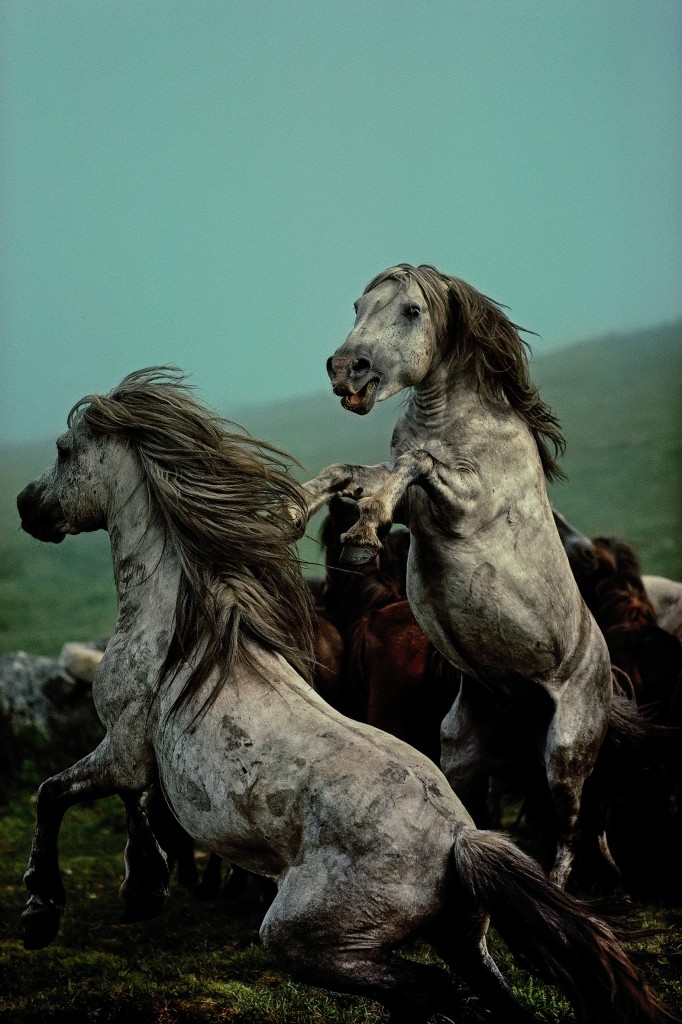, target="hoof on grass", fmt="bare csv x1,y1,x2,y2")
22,896,62,950
119,884,169,923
